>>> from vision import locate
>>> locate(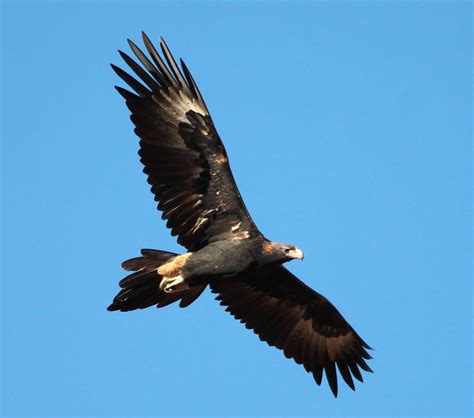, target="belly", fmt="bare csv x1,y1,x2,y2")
181,240,258,279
